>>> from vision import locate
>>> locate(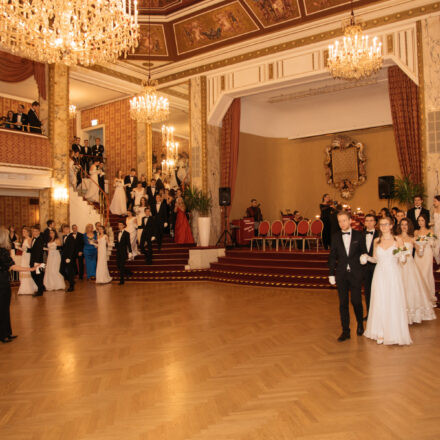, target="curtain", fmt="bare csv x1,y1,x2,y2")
388,66,421,183
0,51,46,100
220,98,241,223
